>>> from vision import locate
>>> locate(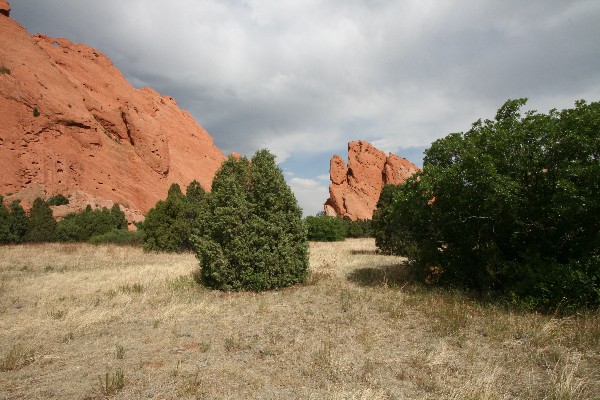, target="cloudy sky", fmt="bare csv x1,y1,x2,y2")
11,0,600,215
